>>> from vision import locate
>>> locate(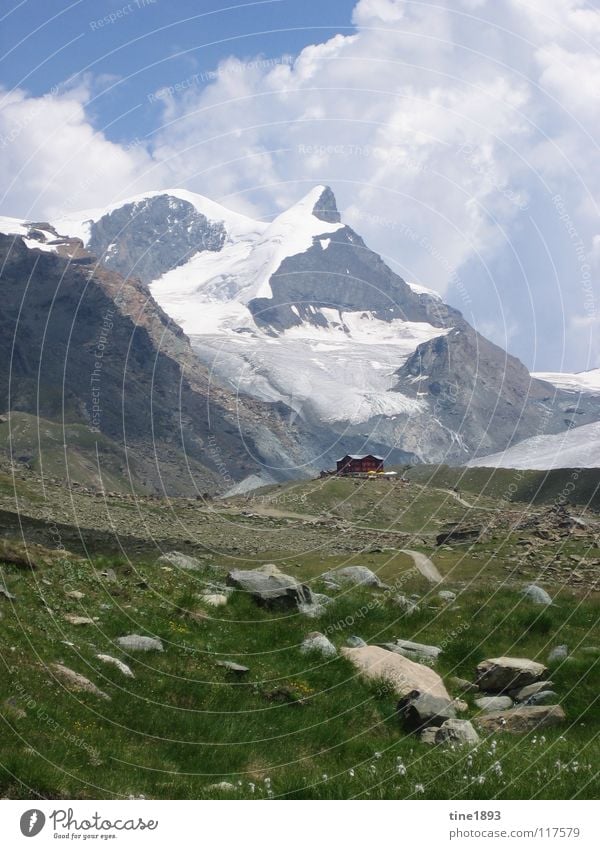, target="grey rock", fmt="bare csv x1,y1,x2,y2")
96,654,135,678
512,681,555,702
207,781,237,792
438,590,456,601
525,690,558,706
300,632,337,657
51,663,110,700
321,565,386,588
227,564,313,610
475,704,566,733
157,551,202,571
397,691,456,731
548,645,568,663
435,718,480,745
216,660,249,674
475,695,513,712
394,594,419,615
381,639,441,662
476,657,548,693
420,726,439,745
346,635,367,648
521,584,552,605
116,634,164,652
65,590,85,600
